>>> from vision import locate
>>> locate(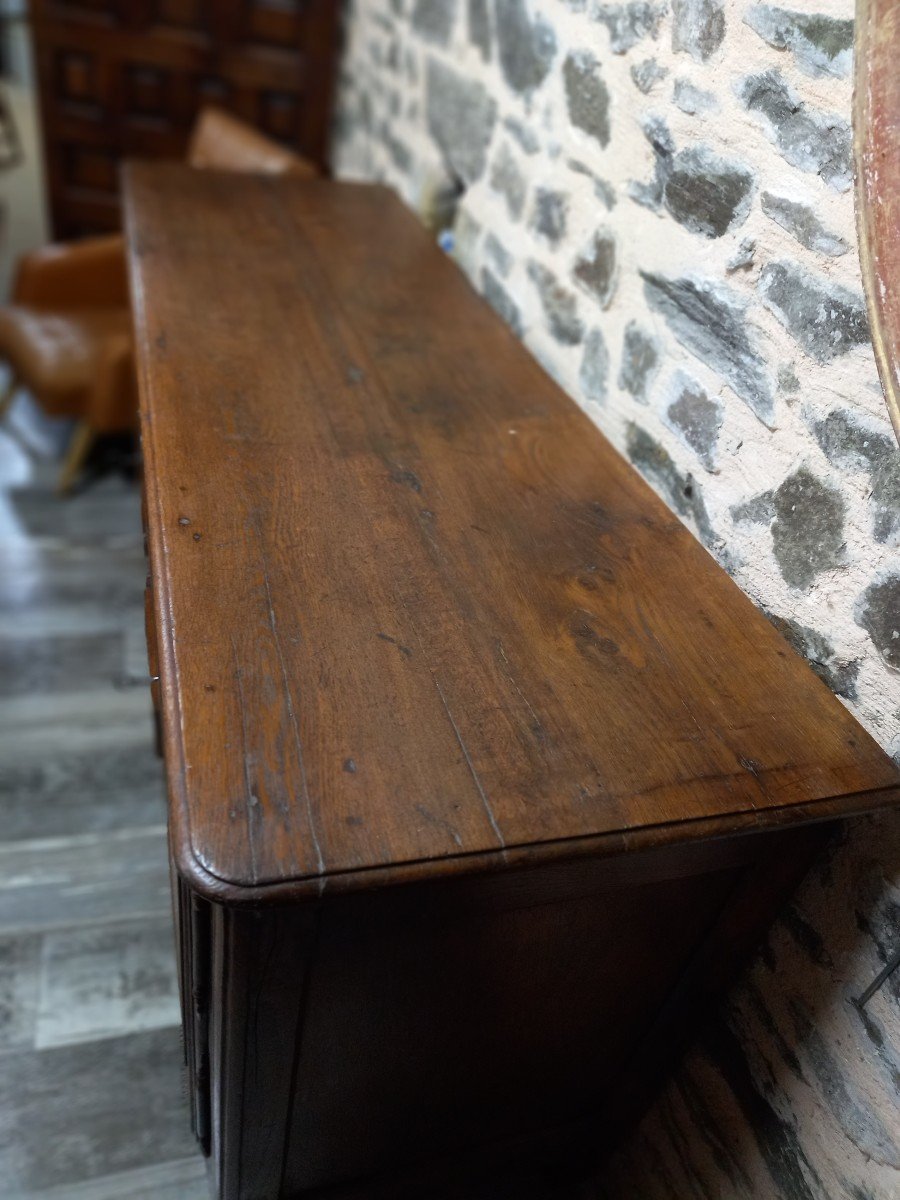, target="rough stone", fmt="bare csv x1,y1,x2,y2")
765,612,859,698
564,52,611,149
663,371,723,471
744,6,853,79
731,491,775,524
811,408,900,546
594,3,666,53
672,0,726,62
663,144,755,238
382,125,413,172
574,230,618,309
426,59,497,183
770,465,846,589
593,178,617,208
759,262,869,364
580,328,610,403
490,142,527,218
626,423,721,551
482,234,510,278
642,272,774,424
495,0,557,94
629,113,674,210
568,160,617,208
726,236,756,272
760,192,849,257
504,115,540,155
673,77,718,114
777,363,800,393
411,0,456,44
855,575,900,671
644,111,676,158
467,0,492,59
531,188,568,245
527,262,585,345
452,209,482,274
630,58,668,93
481,267,523,337
618,321,660,403
368,39,386,68
737,69,853,192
